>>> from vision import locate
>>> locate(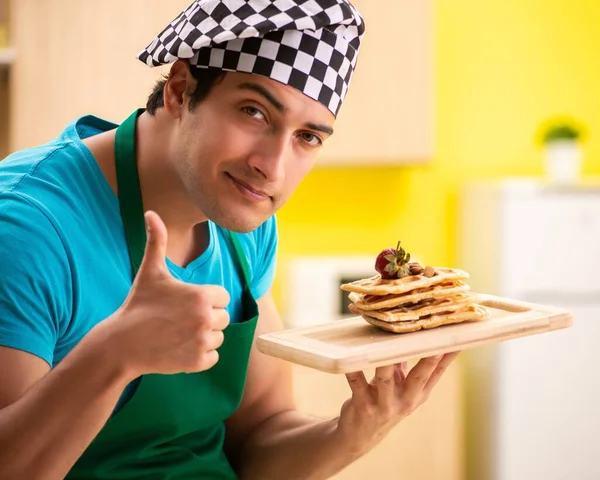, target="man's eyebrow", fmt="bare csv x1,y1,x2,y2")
238,82,285,112
238,82,334,136
306,123,334,136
